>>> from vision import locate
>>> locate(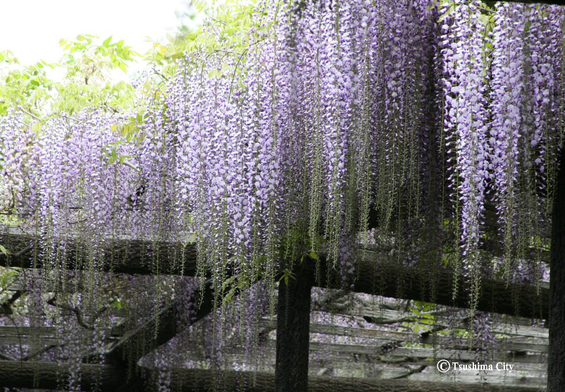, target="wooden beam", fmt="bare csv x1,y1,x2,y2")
0,230,549,319
340,249,548,320
77,279,214,391
101,279,214,365
0,230,197,275
262,320,548,355
0,360,123,391
0,360,542,392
